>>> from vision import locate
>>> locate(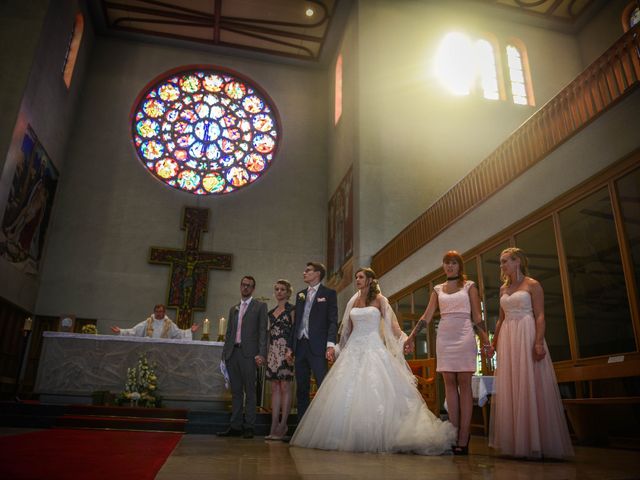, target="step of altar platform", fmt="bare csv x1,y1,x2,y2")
0,402,188,432
54,405,188,432
55,414,188,432
0,402,301,435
